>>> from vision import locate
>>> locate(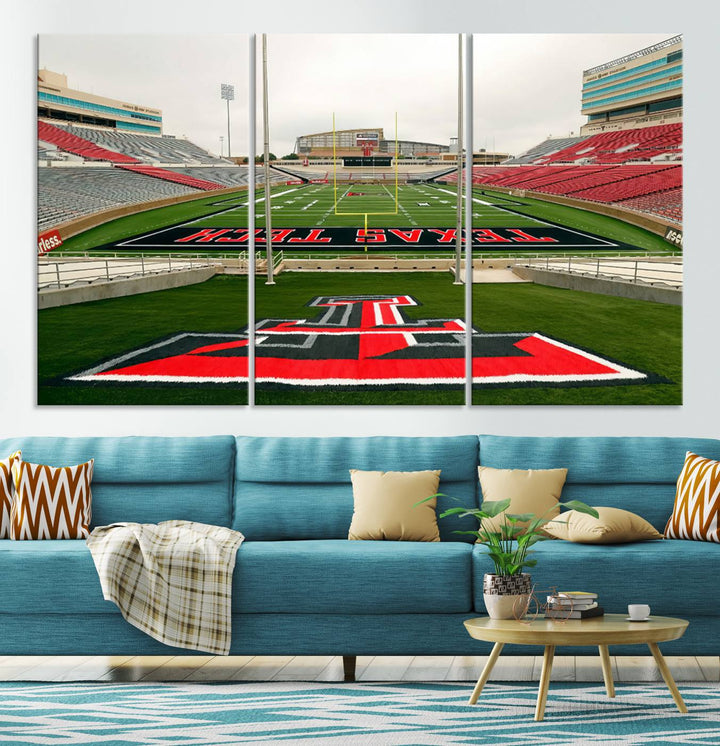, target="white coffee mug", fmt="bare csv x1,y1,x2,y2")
628,603,651,620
